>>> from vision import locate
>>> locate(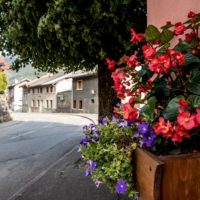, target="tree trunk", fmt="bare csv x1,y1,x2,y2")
98,59,119,120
